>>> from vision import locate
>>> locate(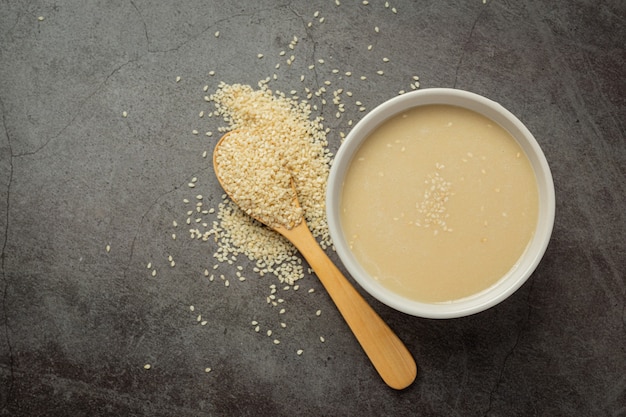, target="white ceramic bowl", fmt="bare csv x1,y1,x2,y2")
326,88,555,319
